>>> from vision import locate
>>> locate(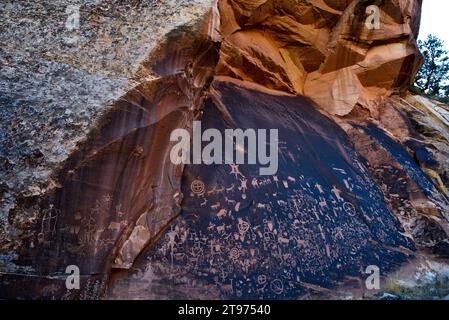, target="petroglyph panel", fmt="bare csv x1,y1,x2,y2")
113,81,415,299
